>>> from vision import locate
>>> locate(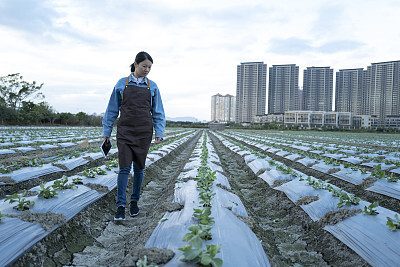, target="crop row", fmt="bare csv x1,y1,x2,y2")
145,130,271,266
211,130,400,267
0,130,197,266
